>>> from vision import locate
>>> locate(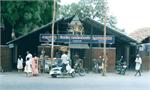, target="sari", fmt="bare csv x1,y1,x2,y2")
32,57,39,76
